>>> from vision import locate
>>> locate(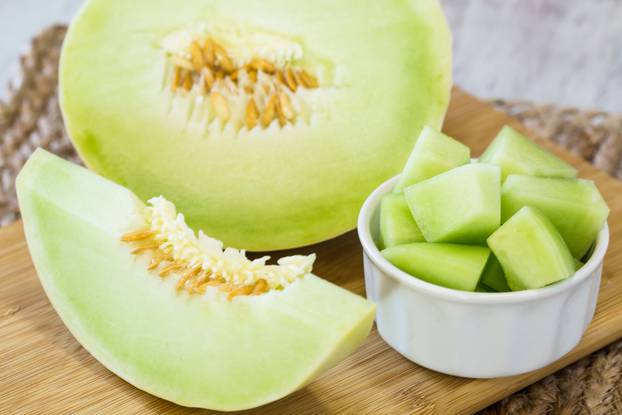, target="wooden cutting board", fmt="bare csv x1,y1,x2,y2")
1,89,621,415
